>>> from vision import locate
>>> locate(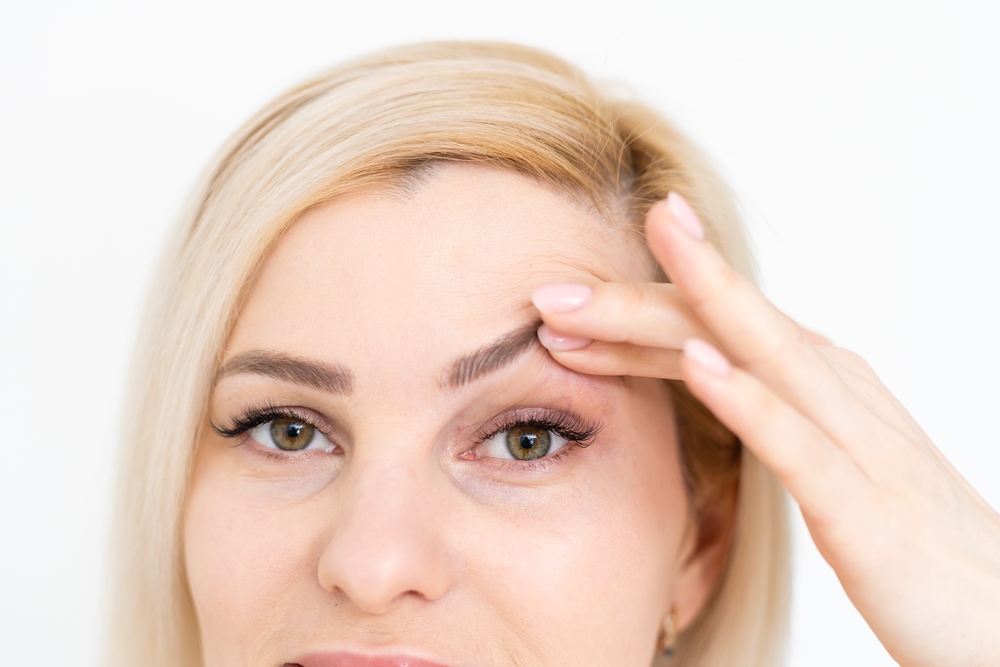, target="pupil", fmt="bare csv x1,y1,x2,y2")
519,434,536,450
286,424,303,439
